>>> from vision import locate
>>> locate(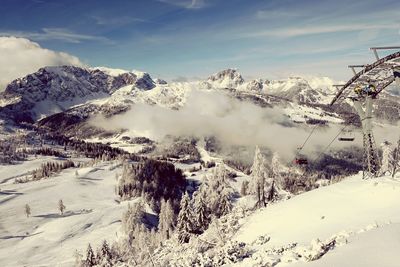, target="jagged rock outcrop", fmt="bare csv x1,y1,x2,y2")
155,78,168,85
207,68,245,88
135,73,156,90
246,79,264,92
